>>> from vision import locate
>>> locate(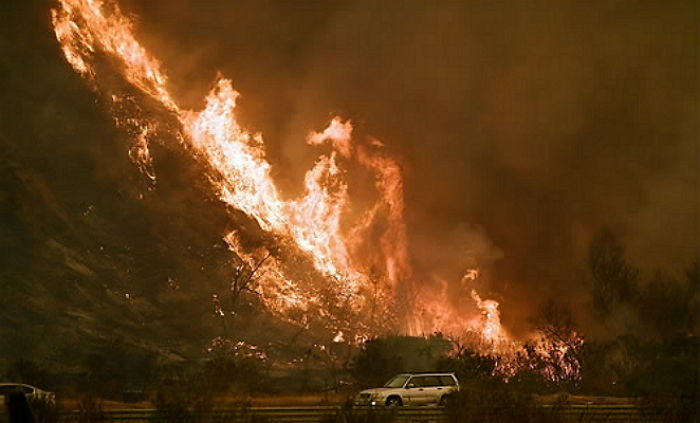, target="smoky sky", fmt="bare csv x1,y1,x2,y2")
107,0,699,334
116,0,698,333
3,0,697,337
